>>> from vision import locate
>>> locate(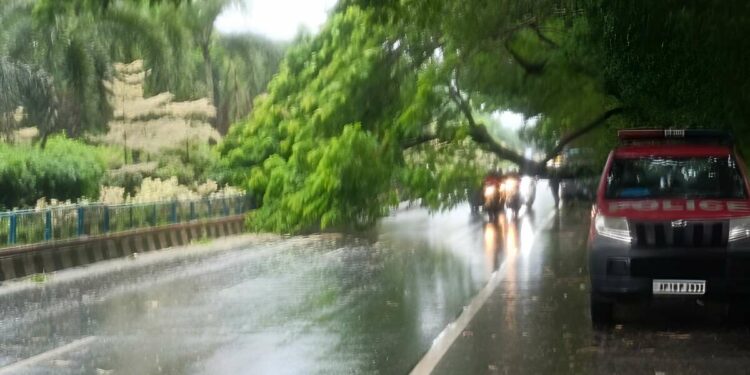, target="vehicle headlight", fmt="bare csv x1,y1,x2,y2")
729,216,750,242
505,178,518,192
484,186,496,198
594,214,631,243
